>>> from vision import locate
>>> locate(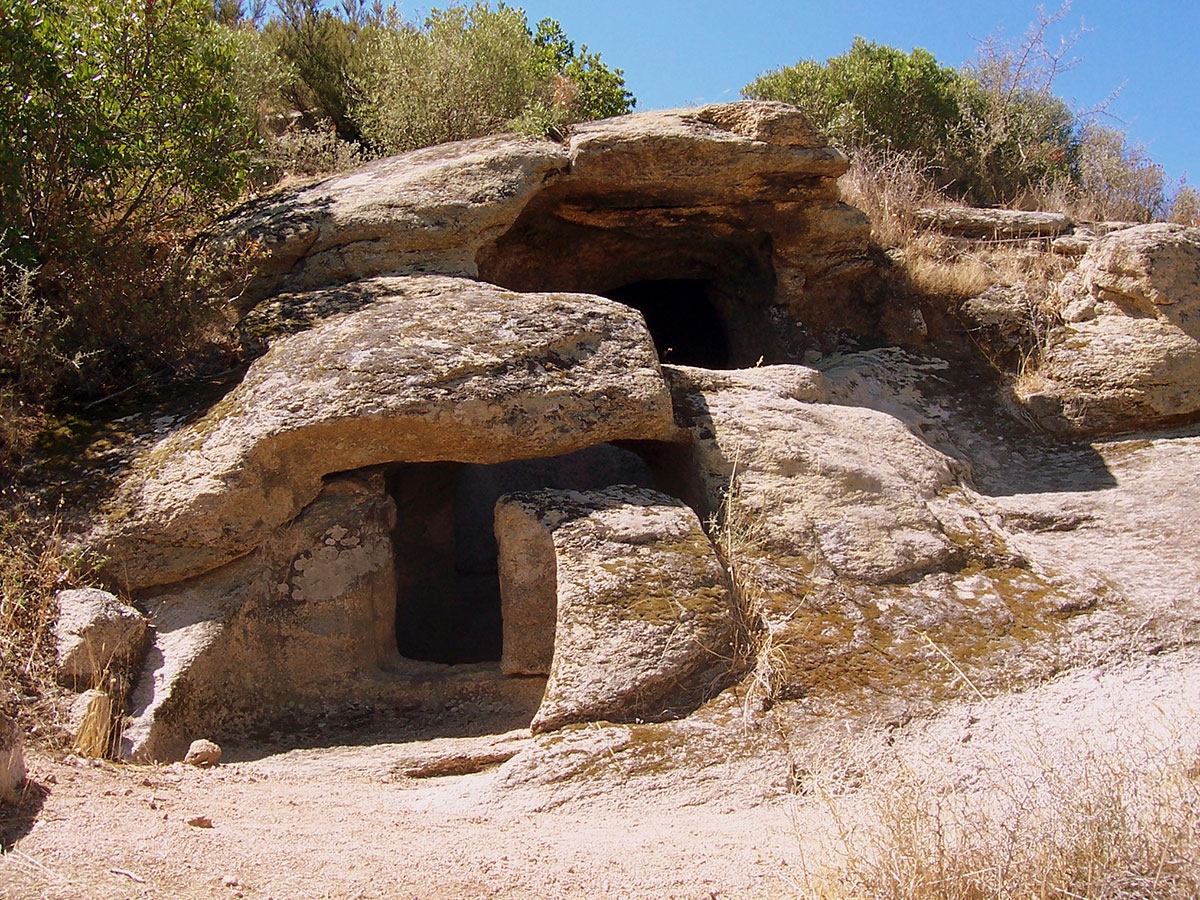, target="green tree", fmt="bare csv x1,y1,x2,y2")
0,0,252,399
354,4,634,156
744,38,962,160
532,19,634,123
